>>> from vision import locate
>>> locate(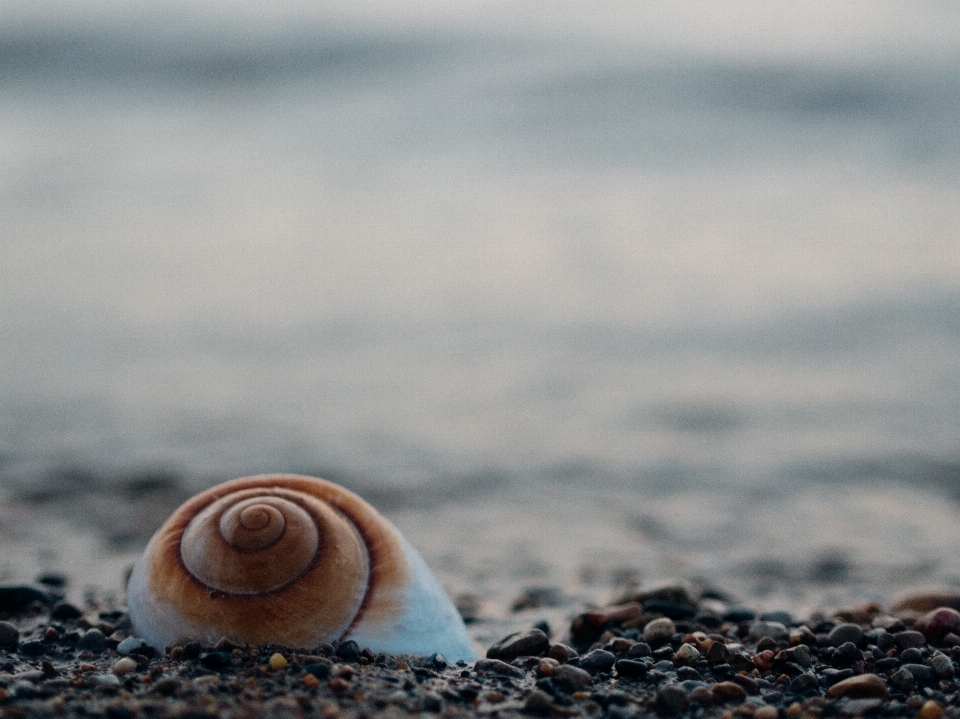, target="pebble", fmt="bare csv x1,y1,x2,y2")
50,601,84,620
486,628,550,661
578,649,616,674
116,637,148,656
642,617,676,646
673,643,700,665
749,621,788,642
0,621,19,649
828,623,864,647
892,589,960,613
547,643,575,662
918,701,945,719
474,658,525,678
930,652,954,678
550,664,591,689
655,684,689,715
889,668,915,693
111,658,137,676
614,659,649,678
268,653,288,671
523,688,554,715
711,681,747,703
894,630,927,650
825,674,890,700
916,608,960,645
77,628,107,651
